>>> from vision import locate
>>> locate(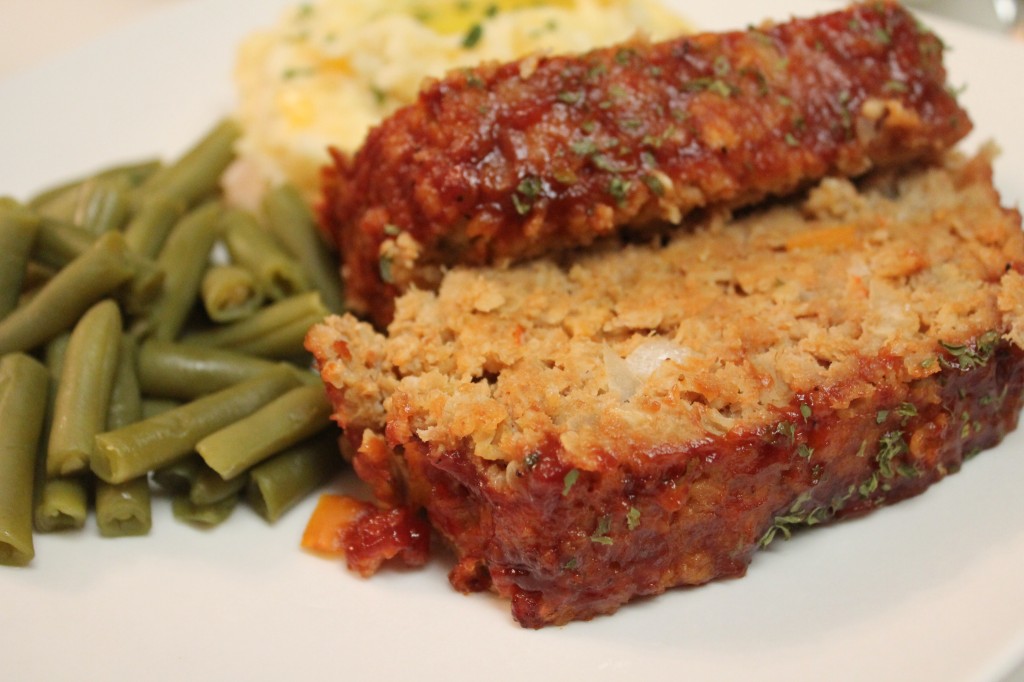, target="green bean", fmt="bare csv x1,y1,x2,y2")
92,365,300,484
94,335,152,536
181,290,327,358
141,398,180,418
200,264,264,322
197,384,332,479
142,119,240,208
31,337,102,534
0,353,48,565
151,455,203,495
222,207,308,301
46,299,122,476
190,466,247,506
0,199,41,320
171,493,237,527
34,478,89,533
247,430,343,523
30,217,164,311
122,193,185,259
137,339,292,400
27,159,161,212
32,216,95,269
106,335,142,430
76,176,132,235
96,478,151,537
262,183,345,313
145,201,221,340
0,231,135,355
